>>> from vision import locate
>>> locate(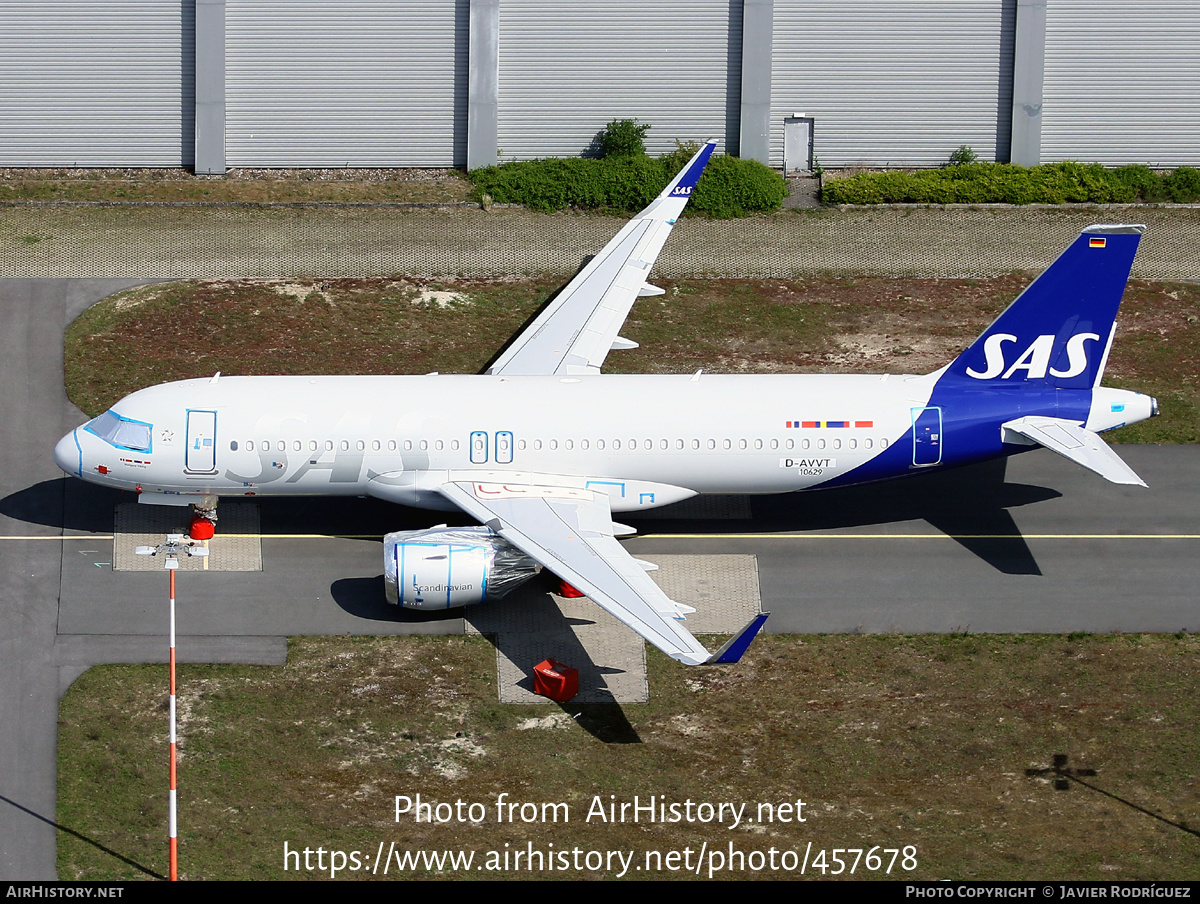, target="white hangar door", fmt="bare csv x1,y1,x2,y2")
225,0,463,167
496,0,740,161
0,0,194,166
1041,0,1200,167
769,1,1012,168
